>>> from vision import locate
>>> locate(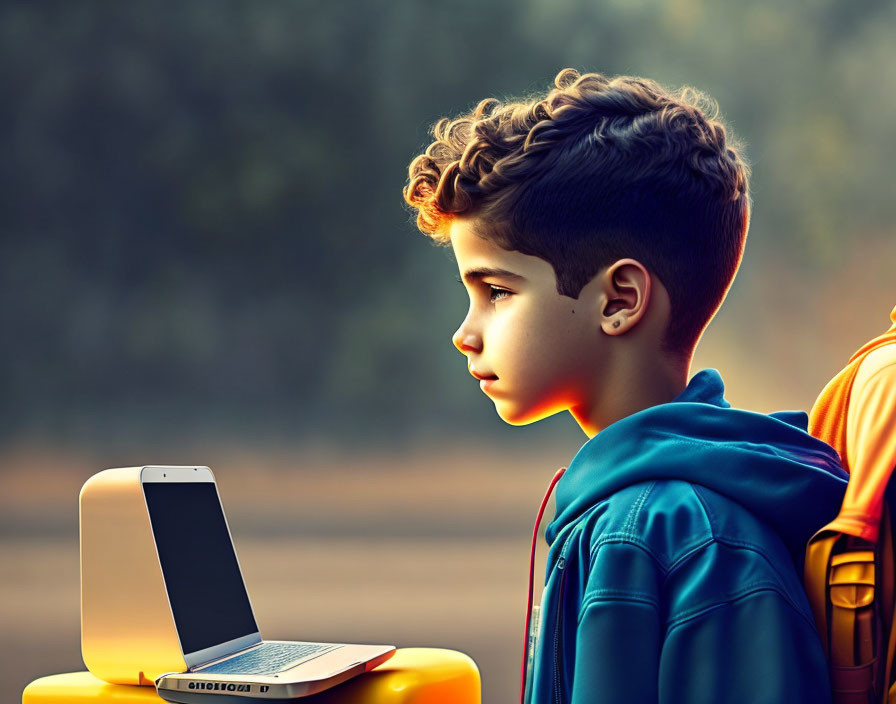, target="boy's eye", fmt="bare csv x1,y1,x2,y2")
488,285,512,303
